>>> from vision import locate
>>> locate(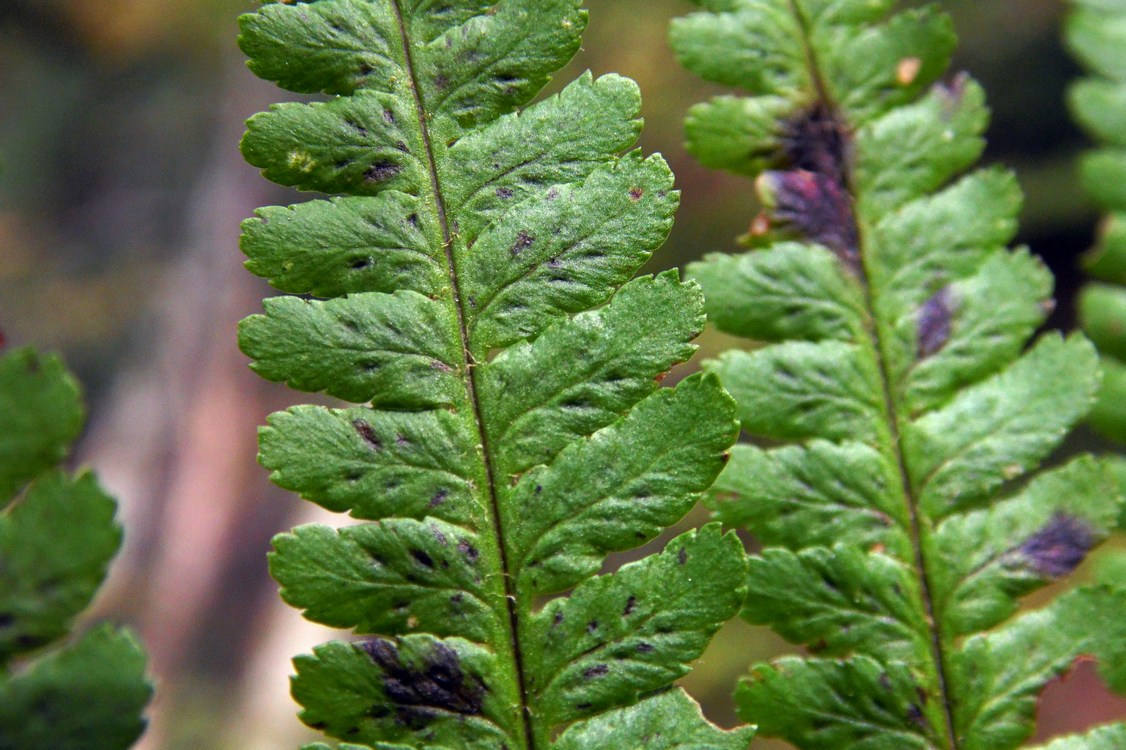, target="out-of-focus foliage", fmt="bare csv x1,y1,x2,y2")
675,0,1126,748
1068,0,1126,444
0,347,150,749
